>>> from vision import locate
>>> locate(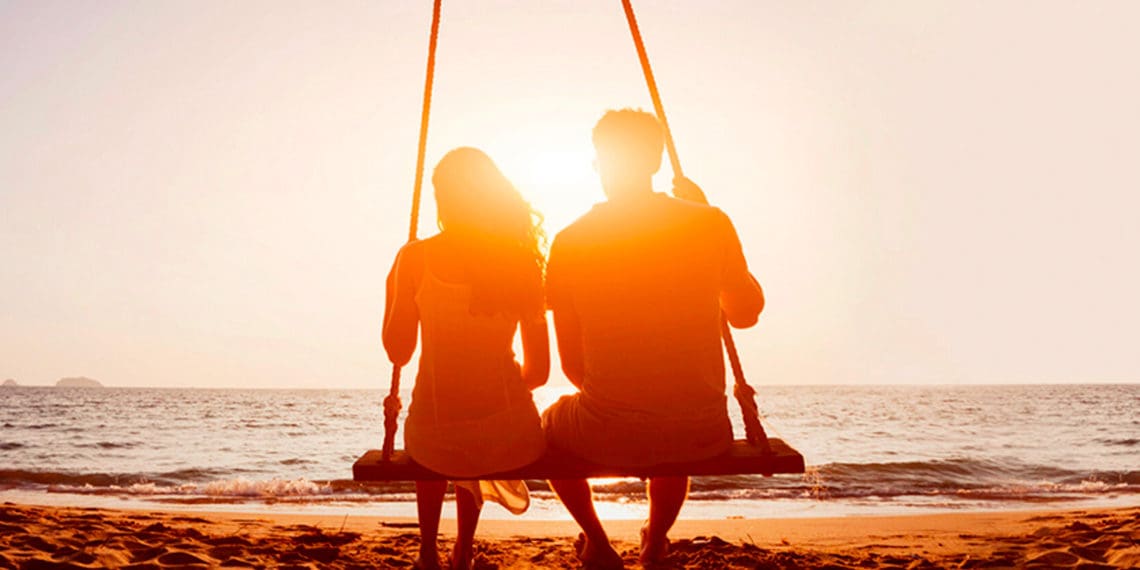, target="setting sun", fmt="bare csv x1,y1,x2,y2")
487,133,603,236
